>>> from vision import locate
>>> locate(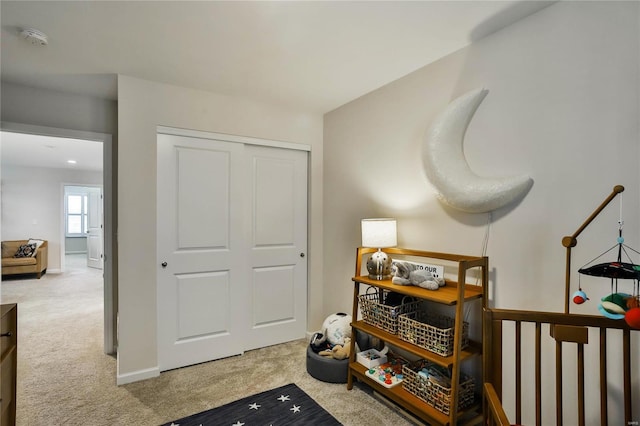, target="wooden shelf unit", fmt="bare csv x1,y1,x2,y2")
346,247,488,426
